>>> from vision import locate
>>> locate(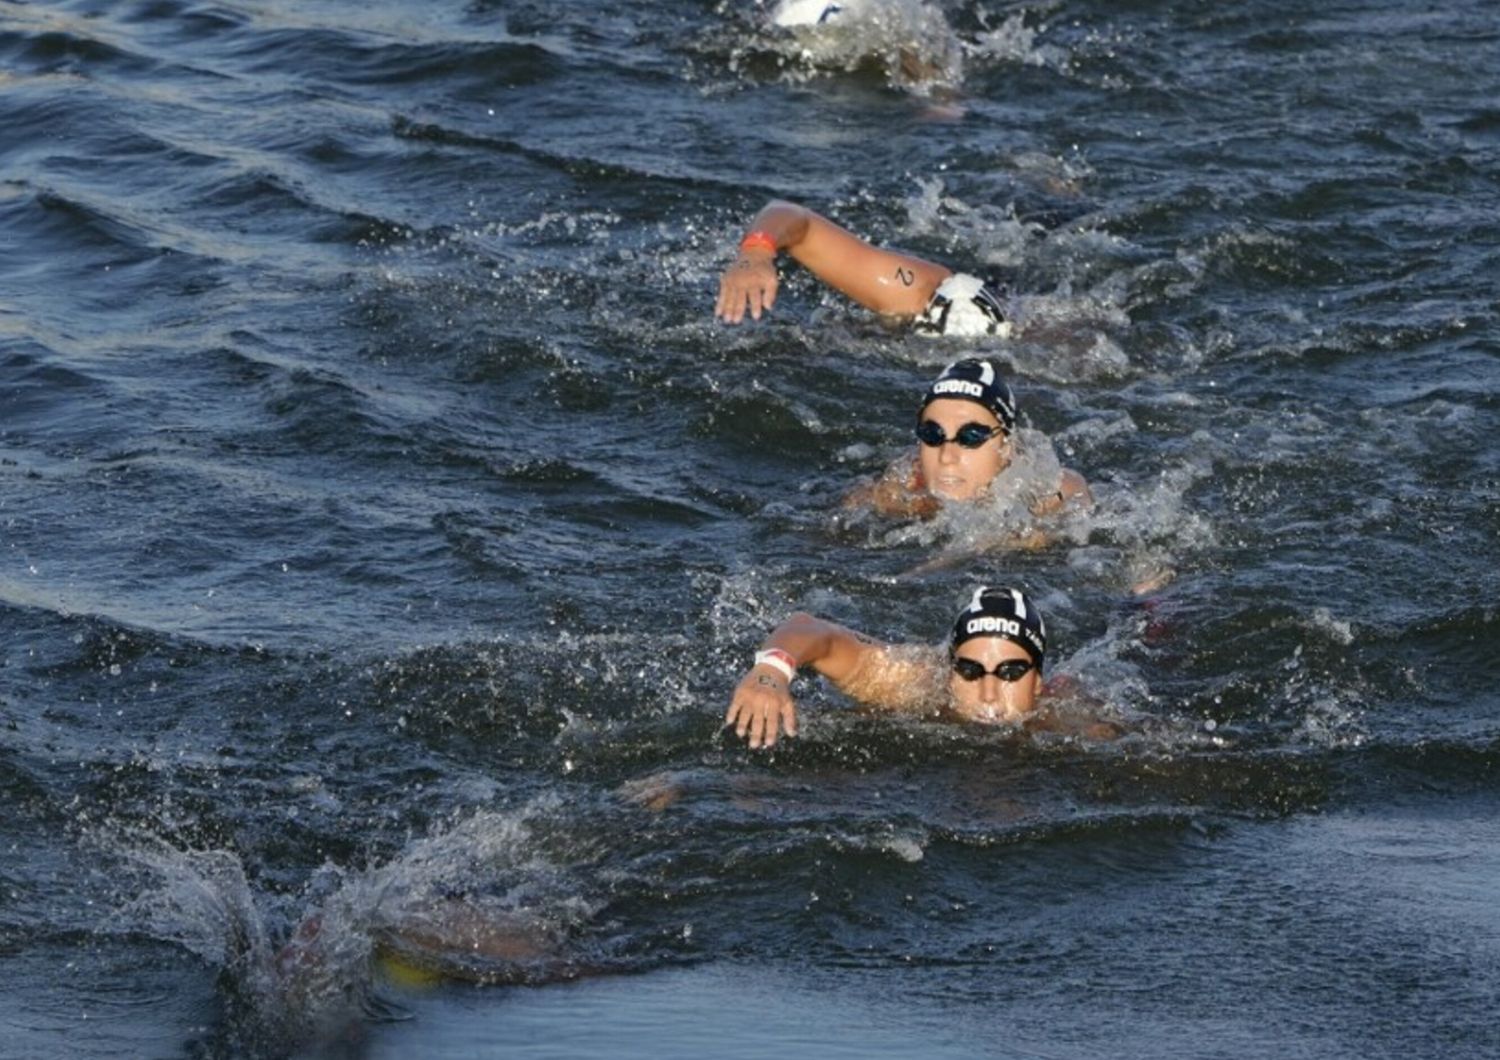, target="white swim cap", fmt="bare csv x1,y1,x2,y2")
769,0,862,28
914,273,1013,340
